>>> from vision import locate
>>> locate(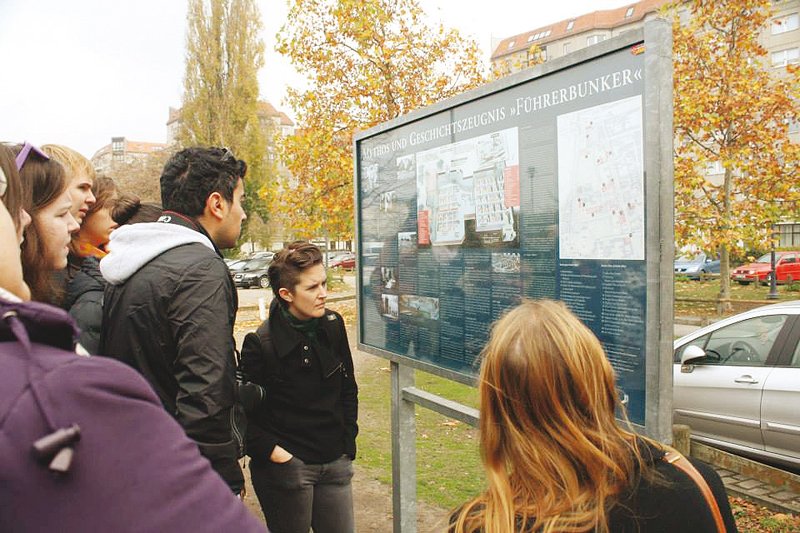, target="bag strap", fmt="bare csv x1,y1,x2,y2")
662,447,726,533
